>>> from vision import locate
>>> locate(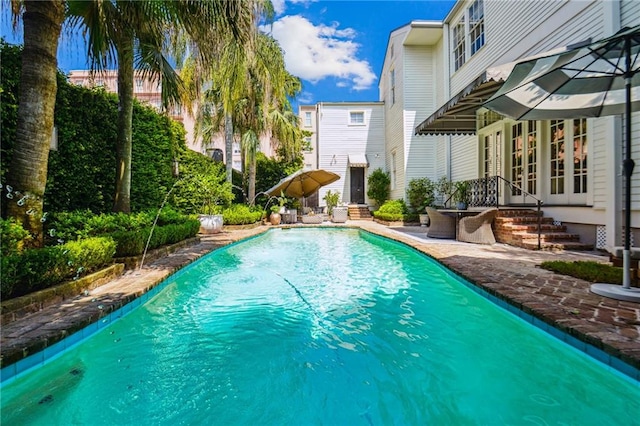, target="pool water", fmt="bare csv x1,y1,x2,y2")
2,228,639,424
